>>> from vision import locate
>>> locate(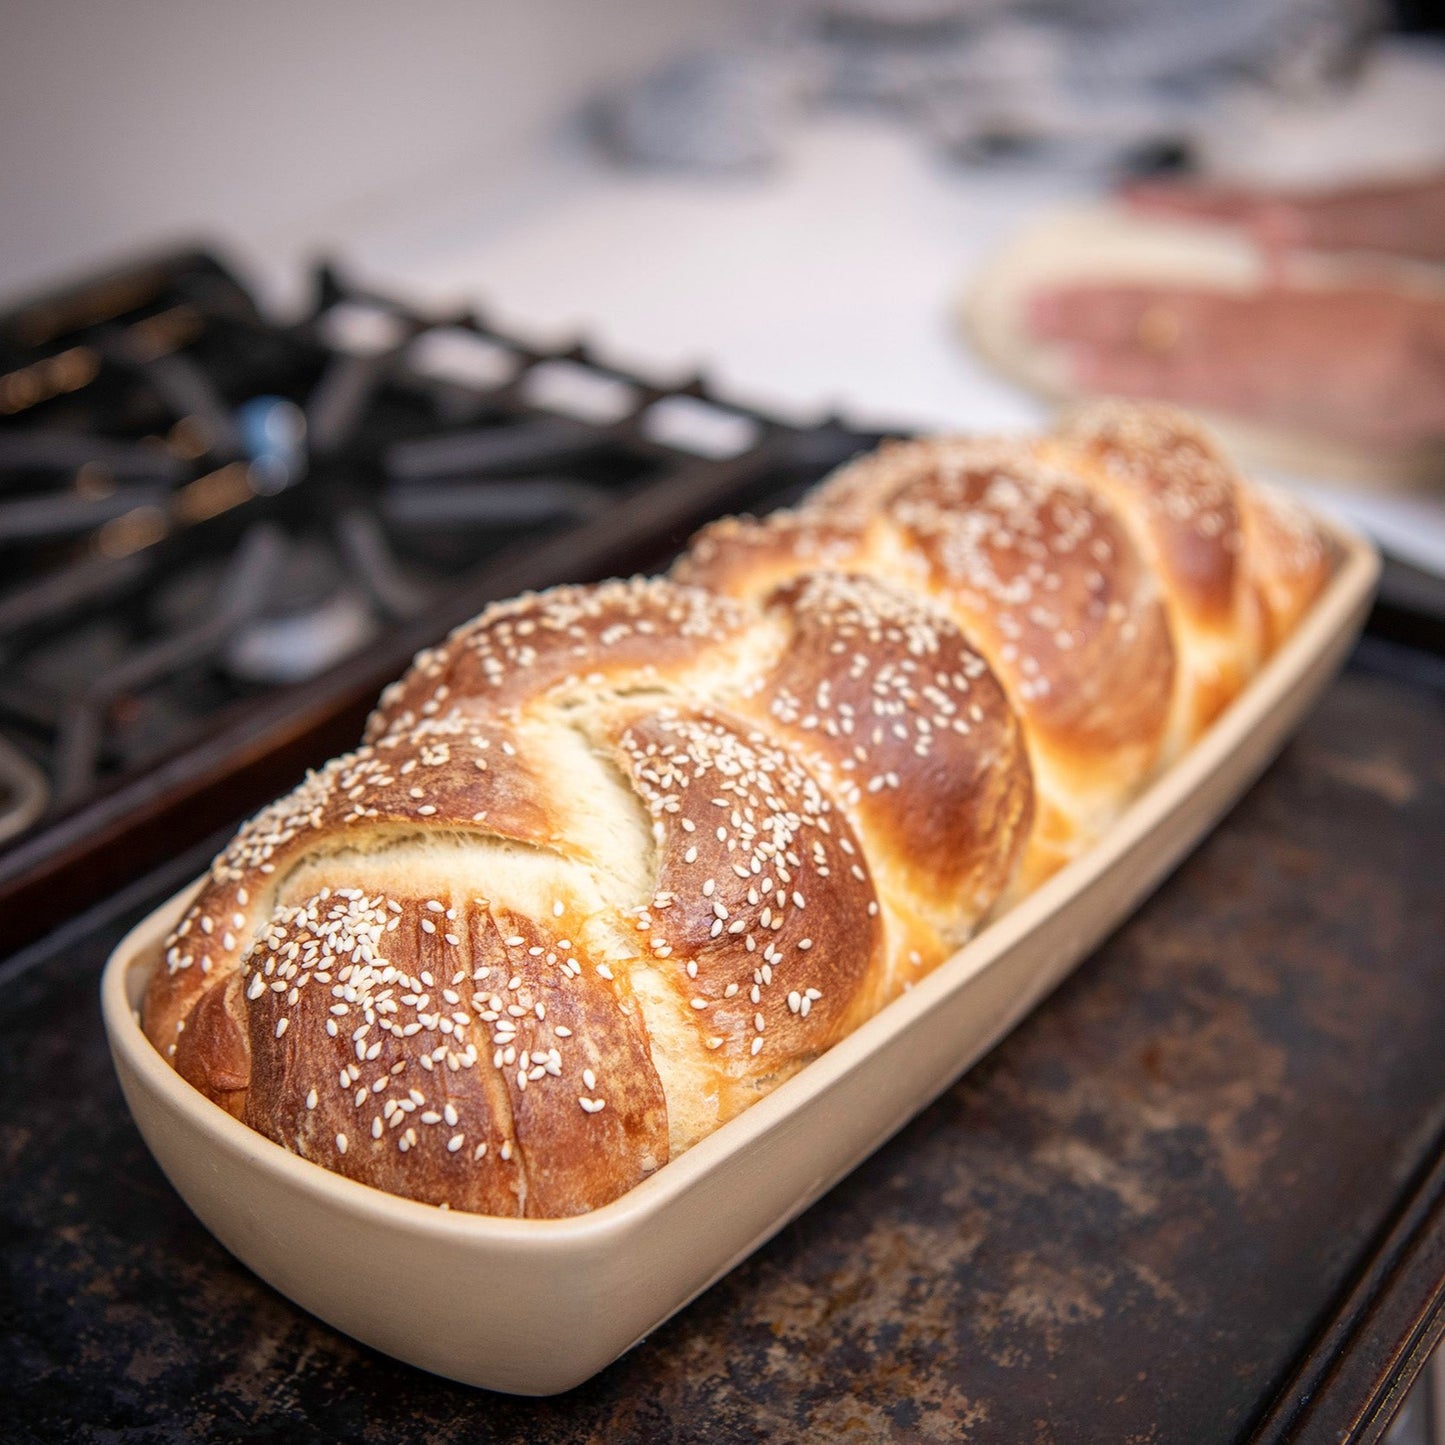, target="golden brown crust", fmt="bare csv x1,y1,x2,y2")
1044,402,1259,746
238,889,528,1216
237,888,668,1217
743,570,1032,968
173,972,249,1117
366,577,749,742
143,405,1335,1219
874,441,1175,771
610,704,884,1097
679,442,1178,778
1049,400,1334,700
1239,482,1338,654
1050,401,1246,629
142,715,577,1060
677,441,1175,883
674,511,876,601
479,907,668,1217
